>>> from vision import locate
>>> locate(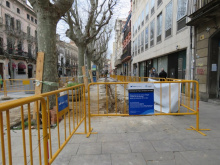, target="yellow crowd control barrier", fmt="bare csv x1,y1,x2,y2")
87,81,210,137
0,79,35,96
0,77,76,96
0,84,86,165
